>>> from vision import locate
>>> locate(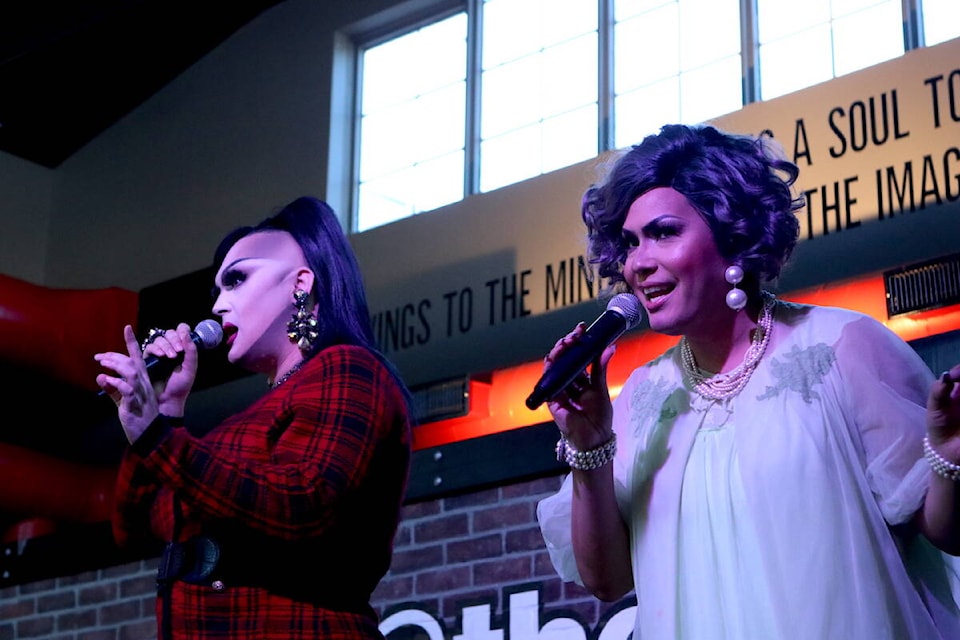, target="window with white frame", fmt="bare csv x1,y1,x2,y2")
351,0,956,233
